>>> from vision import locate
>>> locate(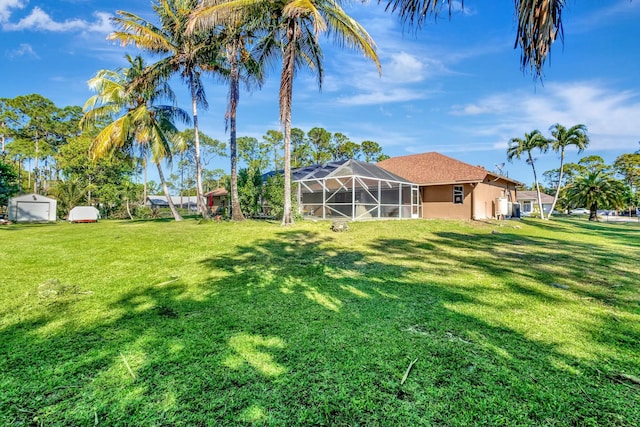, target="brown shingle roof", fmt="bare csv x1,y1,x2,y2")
377,152,495,185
